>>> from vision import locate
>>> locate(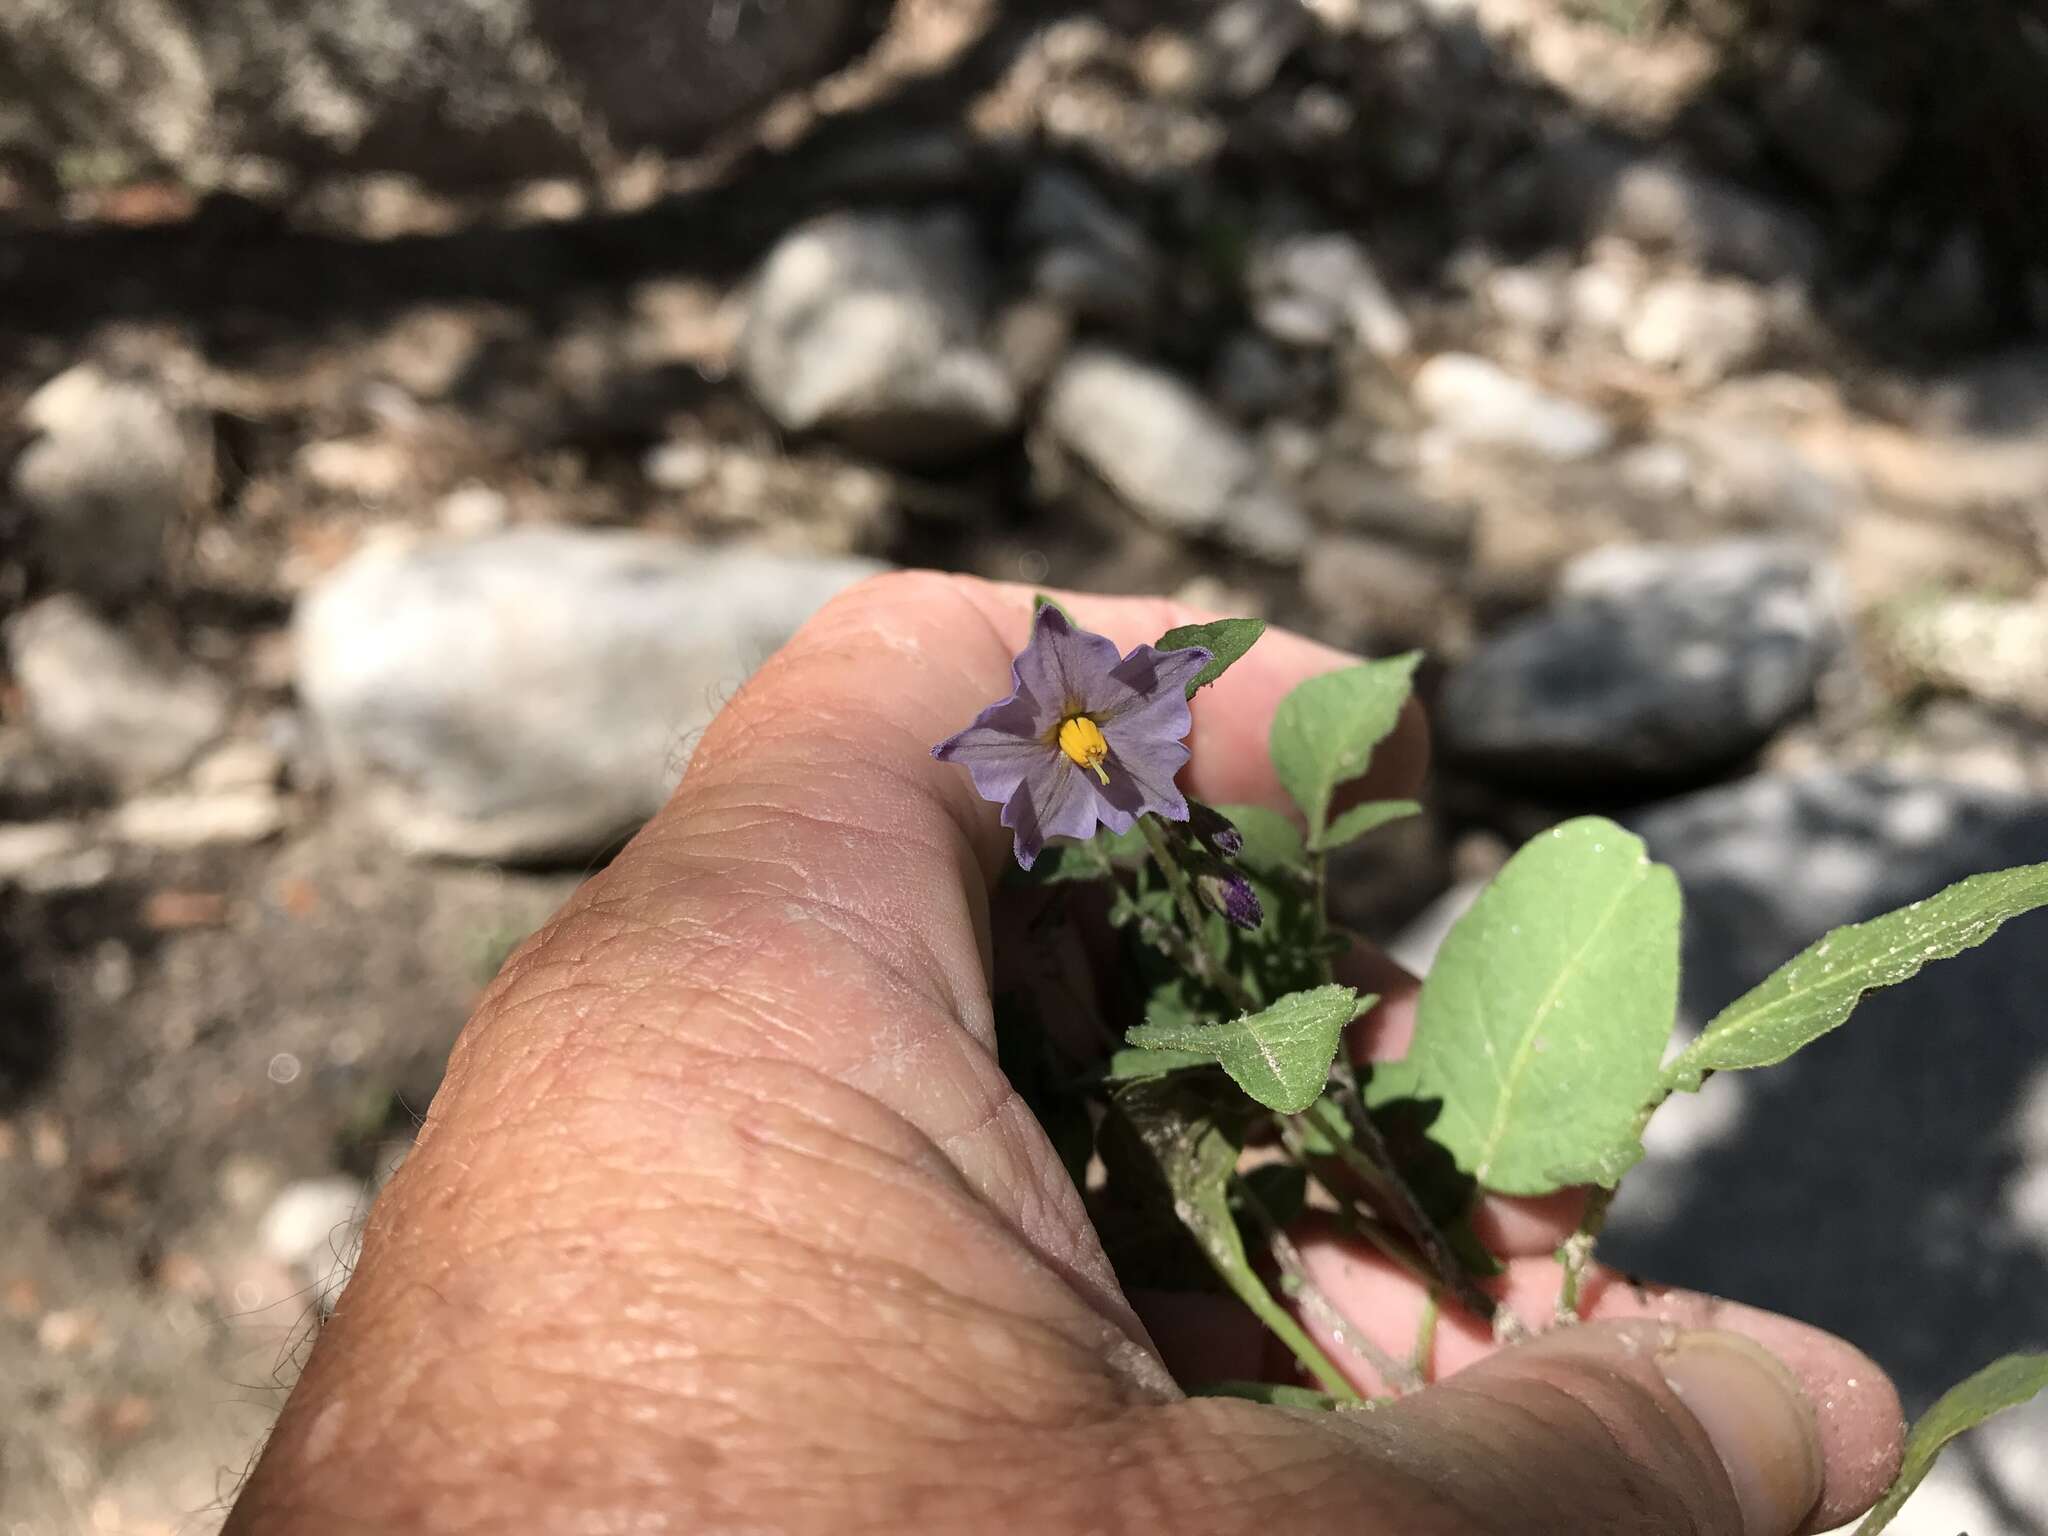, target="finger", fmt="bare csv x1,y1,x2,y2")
1291,1238,1902,1530
427,573,1414,1345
